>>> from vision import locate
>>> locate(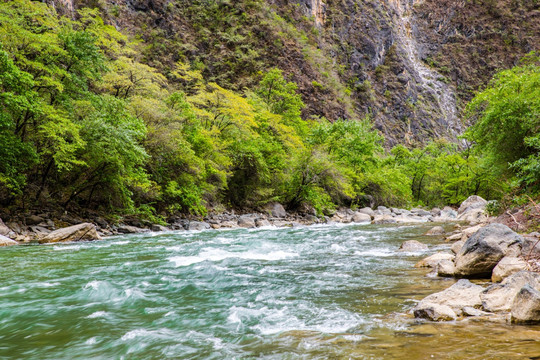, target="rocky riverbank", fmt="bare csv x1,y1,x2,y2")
410,197,540,324
0,199,482,246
